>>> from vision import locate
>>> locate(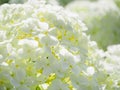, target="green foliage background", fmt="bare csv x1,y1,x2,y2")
0,0,9,4
115,0,120,8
